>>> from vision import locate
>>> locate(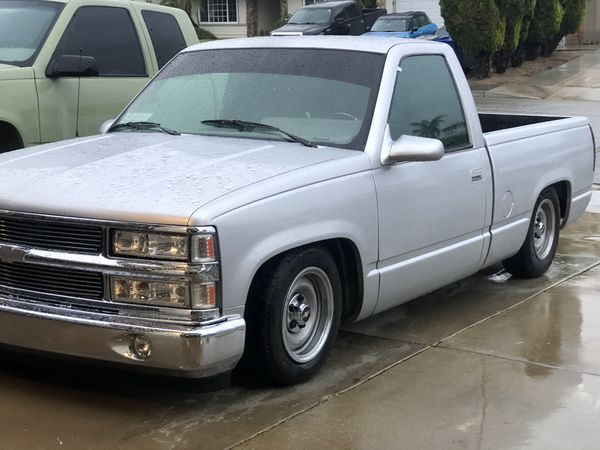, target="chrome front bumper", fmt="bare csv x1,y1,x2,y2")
0,295,246,378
